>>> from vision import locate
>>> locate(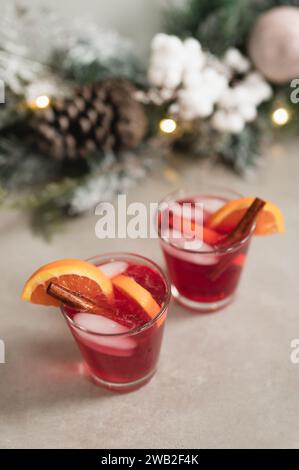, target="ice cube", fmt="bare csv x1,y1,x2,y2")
72,313,136,357
170,201,204,226
198,197,225,214
167,229,204,251
99,261,128,278
160,236,219,266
